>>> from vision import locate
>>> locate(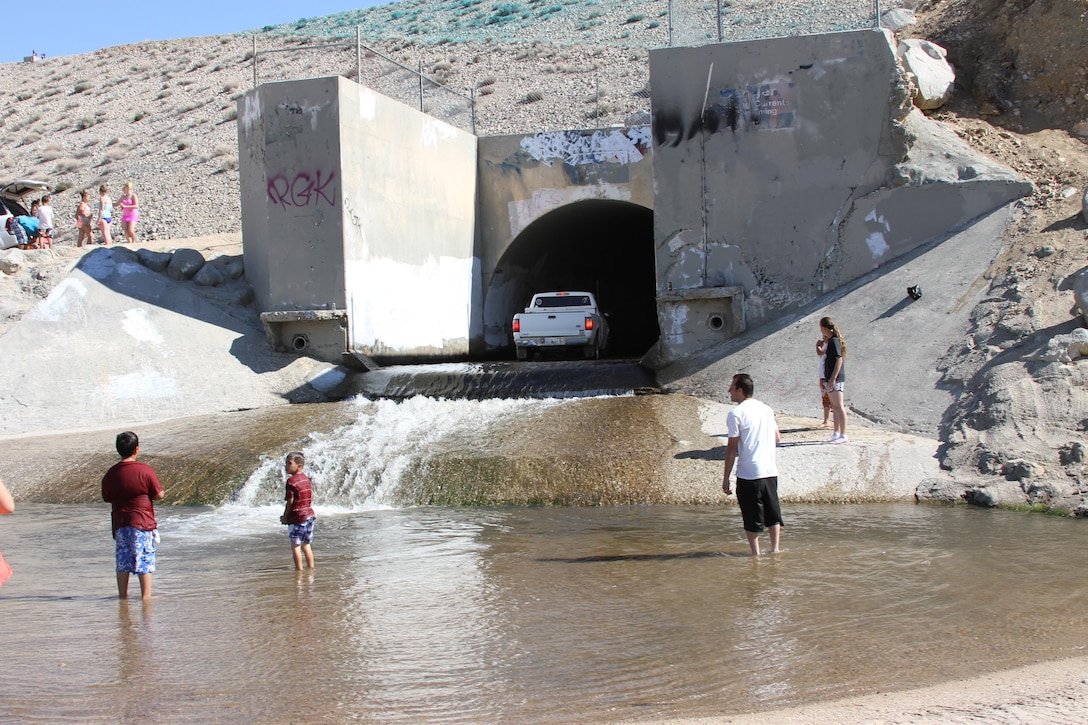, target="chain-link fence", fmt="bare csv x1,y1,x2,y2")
249,30,475,133
249,0,888,136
